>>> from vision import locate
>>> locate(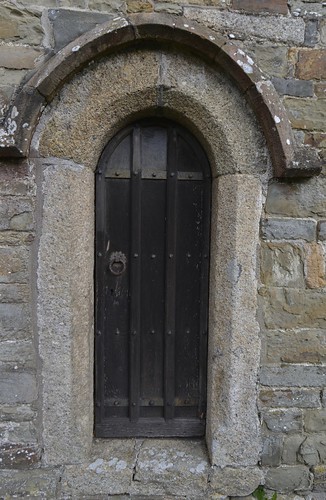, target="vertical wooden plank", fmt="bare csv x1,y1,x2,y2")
129,126,142,422
198,175,211,419
164,127,178,421
95,167,106,428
